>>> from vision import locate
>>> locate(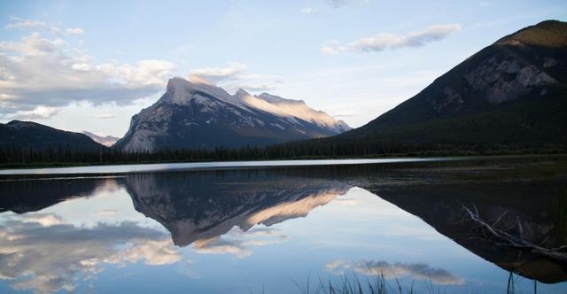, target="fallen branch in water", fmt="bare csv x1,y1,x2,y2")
462,205,567,263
